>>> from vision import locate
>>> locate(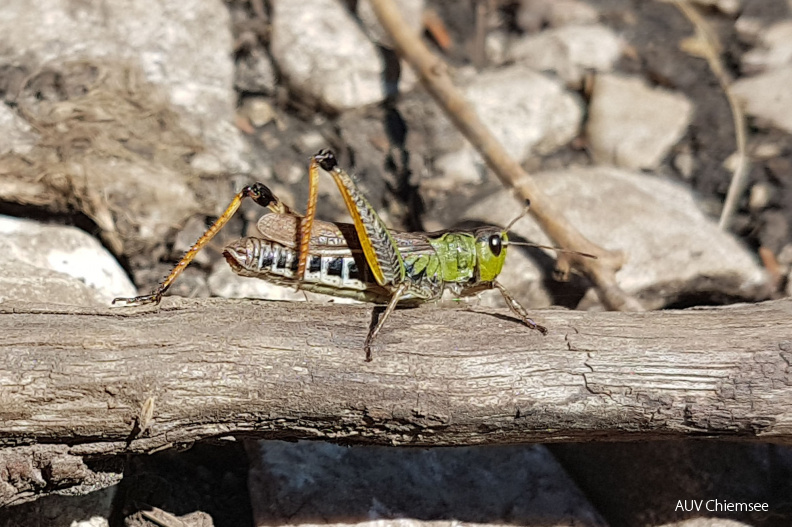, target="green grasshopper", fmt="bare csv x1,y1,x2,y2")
115,150,583,360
